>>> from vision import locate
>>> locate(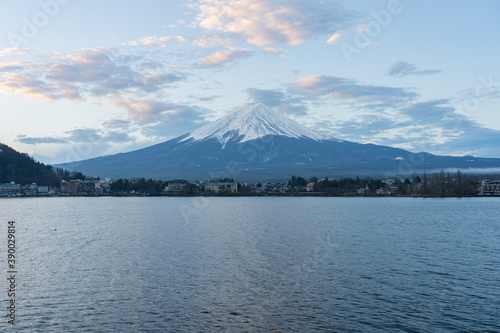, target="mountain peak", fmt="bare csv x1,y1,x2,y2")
181,103,335,147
